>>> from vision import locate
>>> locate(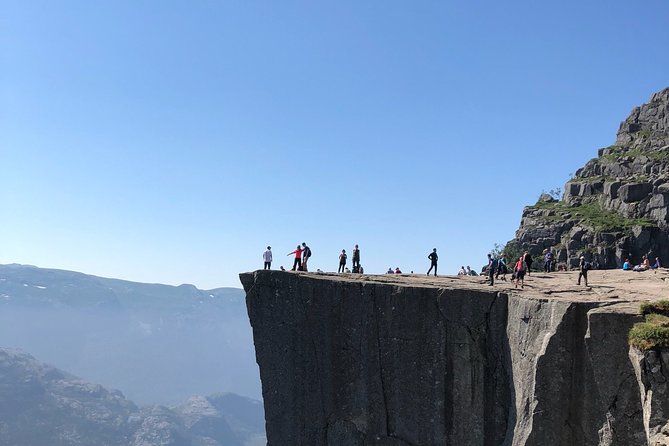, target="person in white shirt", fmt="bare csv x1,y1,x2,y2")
263,246,273,270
